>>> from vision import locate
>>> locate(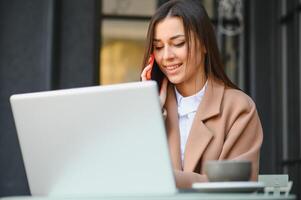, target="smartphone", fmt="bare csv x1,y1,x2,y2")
150,55,165,90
